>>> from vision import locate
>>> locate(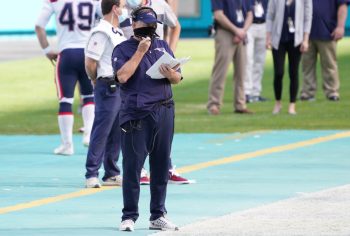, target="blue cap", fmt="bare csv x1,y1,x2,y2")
134,11,162,24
